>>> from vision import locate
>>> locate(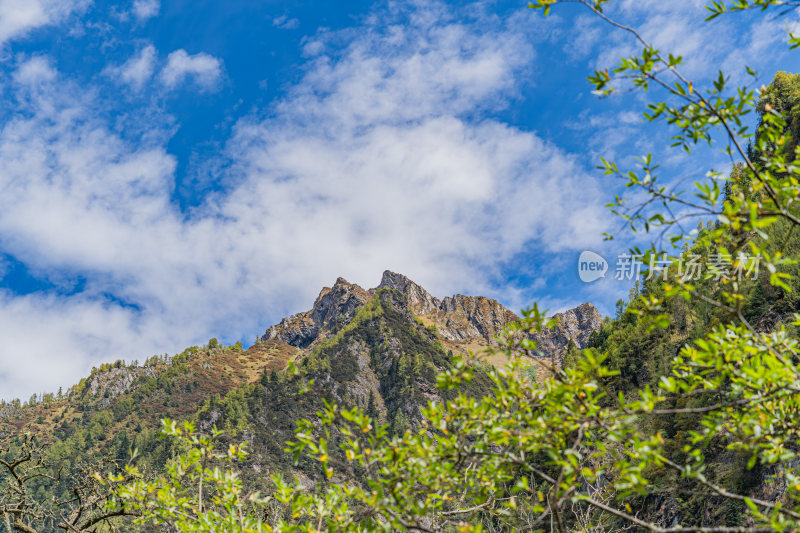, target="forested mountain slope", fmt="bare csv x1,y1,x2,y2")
0,271,601,532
